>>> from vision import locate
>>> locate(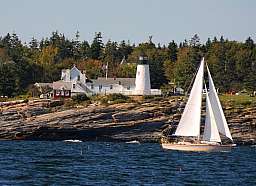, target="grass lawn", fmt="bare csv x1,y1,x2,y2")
220,94,256,107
